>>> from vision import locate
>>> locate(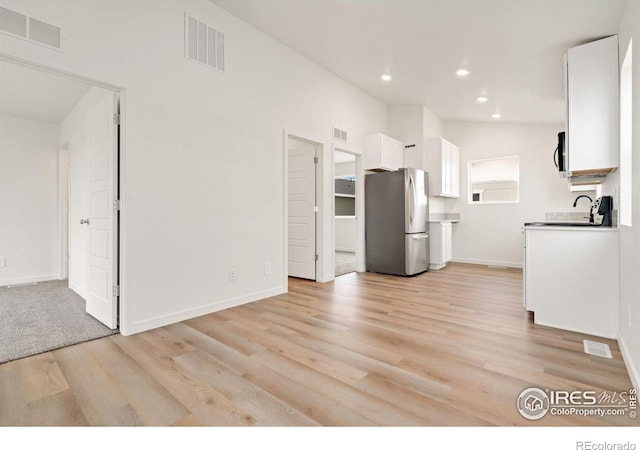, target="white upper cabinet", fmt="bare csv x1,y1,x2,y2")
363,133,404,171
566,35,619,174
407,137,460,197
